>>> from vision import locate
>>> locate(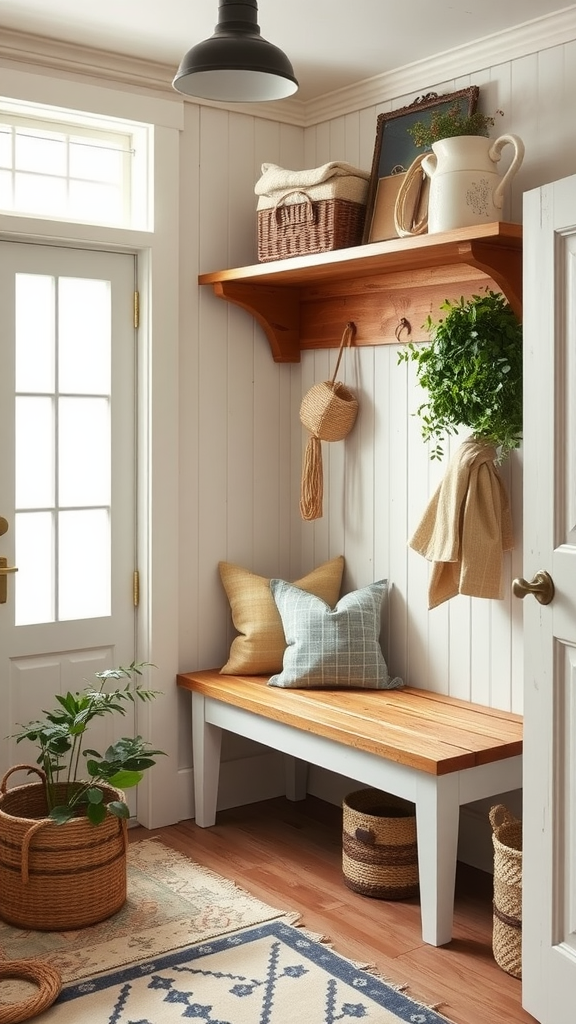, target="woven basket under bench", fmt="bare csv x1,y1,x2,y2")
255,161,369,262
342,788,419,900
